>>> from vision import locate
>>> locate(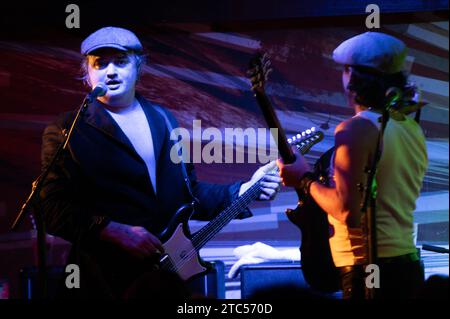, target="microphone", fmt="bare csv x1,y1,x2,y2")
385,87,402,110
86,83,108,103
